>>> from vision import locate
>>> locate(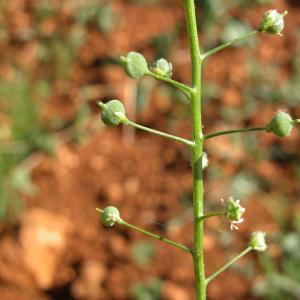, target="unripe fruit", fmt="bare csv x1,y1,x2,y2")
101,206,121,227
120,52,149,79
99,100,127,126
258,10,288,36
150,58,173,78
266,111,293,137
